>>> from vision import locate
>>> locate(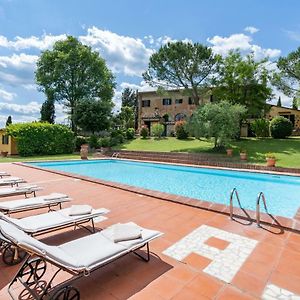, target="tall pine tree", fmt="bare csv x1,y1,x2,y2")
40,90,55,124
5,116,12,127
292,97,299,110
277,96,282,107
